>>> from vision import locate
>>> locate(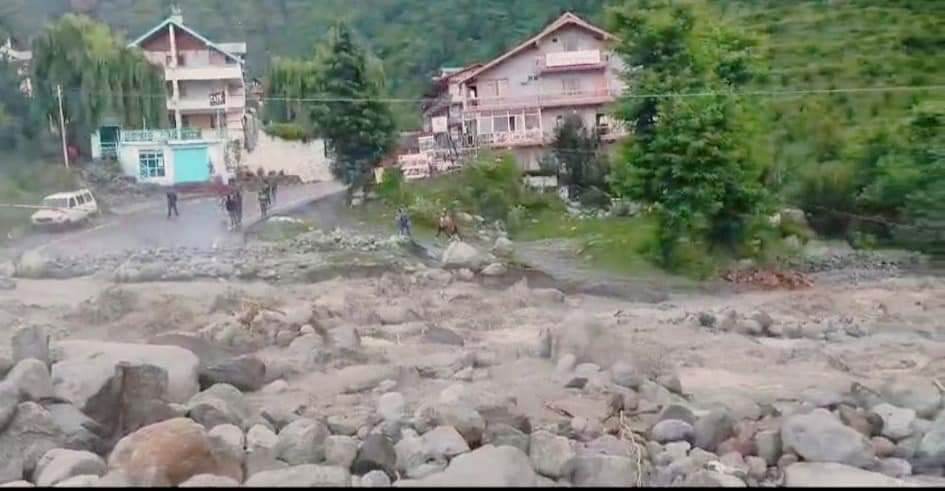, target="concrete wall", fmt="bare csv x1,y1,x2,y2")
241,131,334,183
117,140,227,186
